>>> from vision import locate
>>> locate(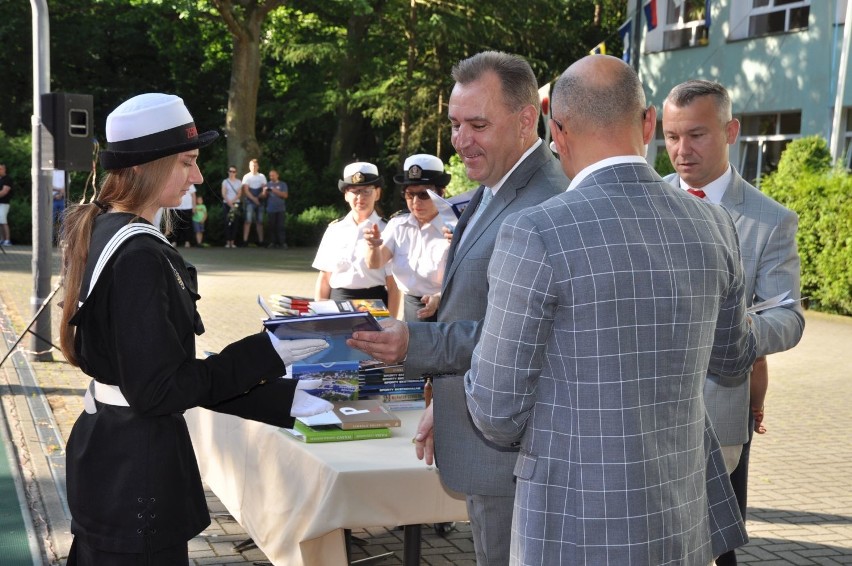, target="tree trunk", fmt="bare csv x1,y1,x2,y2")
227,34,262,171
329,11,375,172
212,0,285,172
